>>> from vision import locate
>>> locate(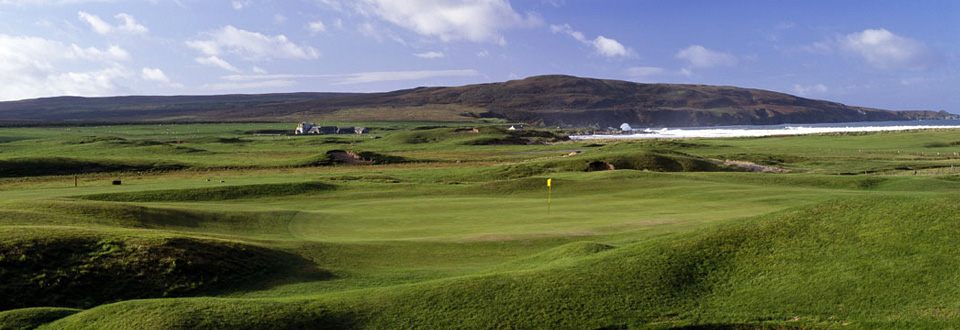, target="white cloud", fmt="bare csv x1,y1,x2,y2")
330,69,481,85
186,25,320,60
78,11,111,34
358,0,540,43
252,66,268,74
195,55,240,72
592,35,628,58
676,45,737,68
550,24,629,58
231,0,250,10
141,67,168,82
141,67,183,88
837,28,930,70
307,20,326,34
273,13,286,24
793,83,828,96
0,34,133,100
78,11,148,35
414,51,445,59
42,67,130,96
71,44,130,61
476,49,489,57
